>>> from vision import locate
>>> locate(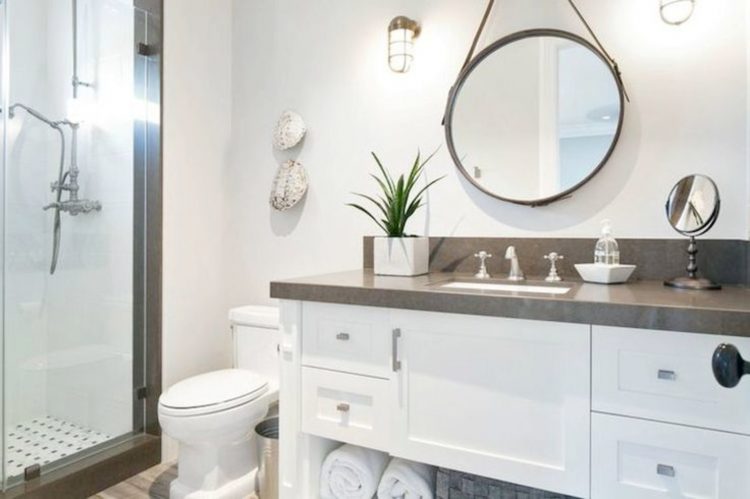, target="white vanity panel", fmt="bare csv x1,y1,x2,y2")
592,326,750,434
392,310,591,499
592,413,750,499
278,300,302,498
